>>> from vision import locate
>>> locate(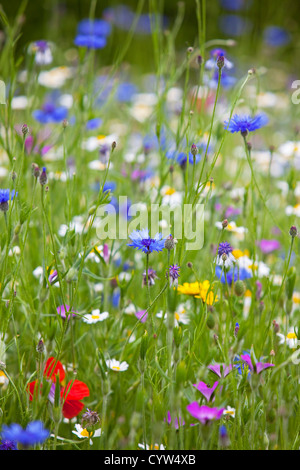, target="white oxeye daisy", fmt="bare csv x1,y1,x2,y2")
277,328,299,349
0,370,9,389
72,424,102,445
106,359,129,372
82,310,109,324
223,406,236,418
138,443,166,450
